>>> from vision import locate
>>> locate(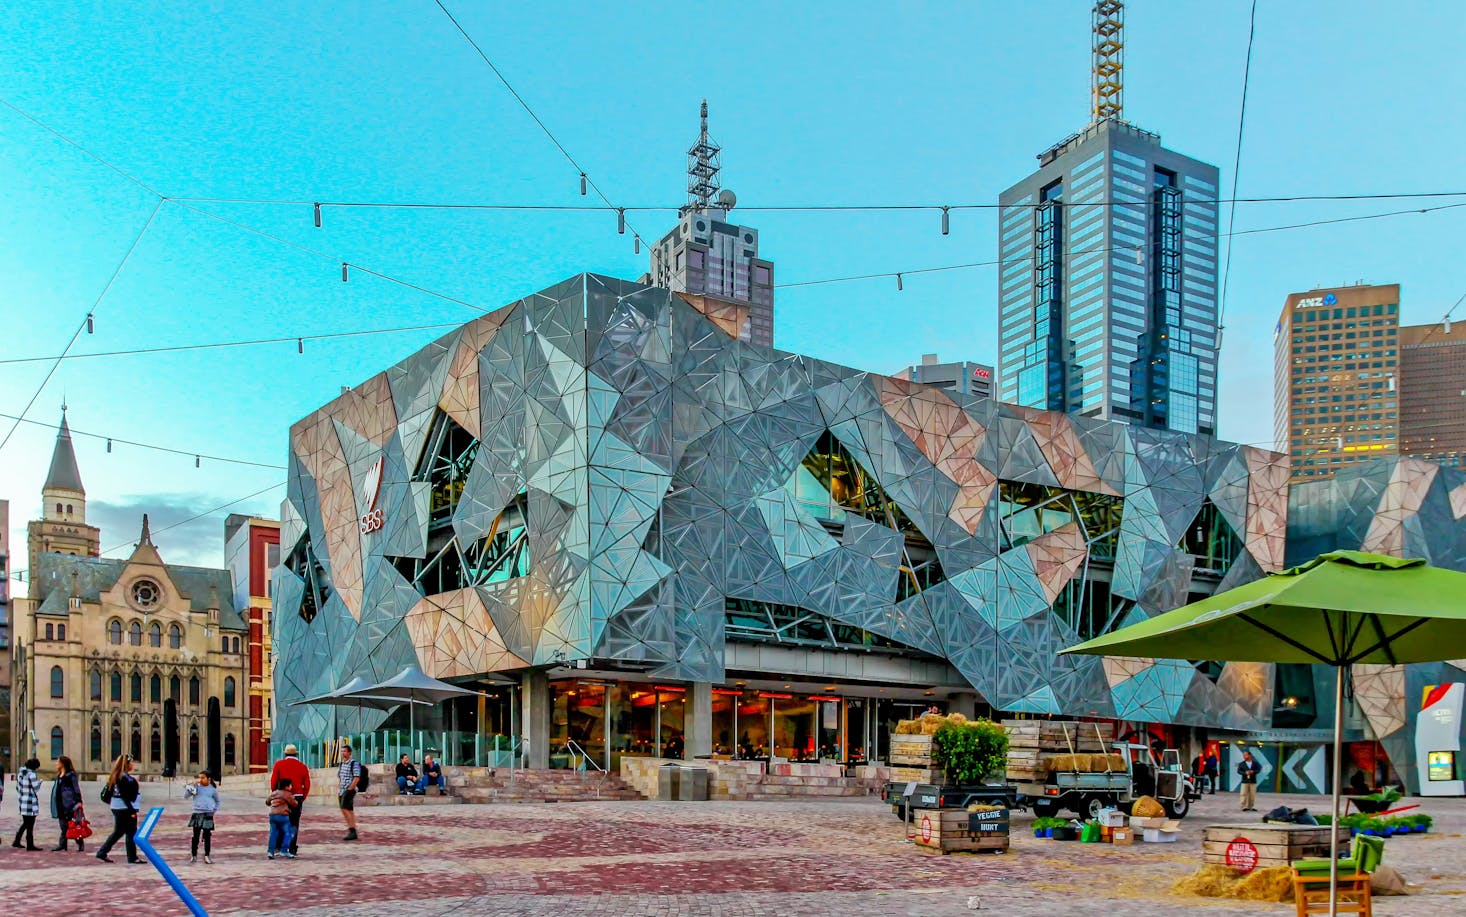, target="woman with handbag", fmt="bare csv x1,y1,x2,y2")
95,754,142,864
184,770,220,864
50,755,85,852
